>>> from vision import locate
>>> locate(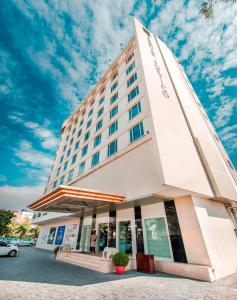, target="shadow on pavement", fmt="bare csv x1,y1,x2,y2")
0,247,181,286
